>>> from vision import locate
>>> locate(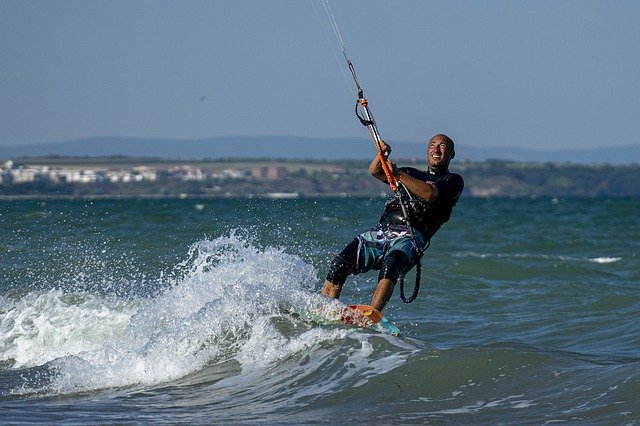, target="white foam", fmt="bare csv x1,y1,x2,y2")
3,233,417,396
0,290,133,369
2,233,362,395
458,251,623,265
589,257,622,264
